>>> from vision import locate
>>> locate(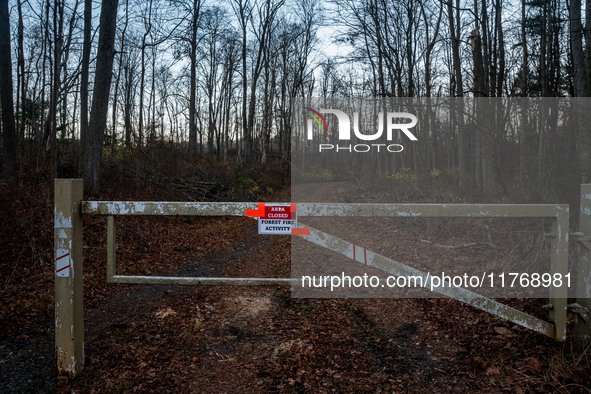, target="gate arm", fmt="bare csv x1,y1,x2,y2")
295,223,558,340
